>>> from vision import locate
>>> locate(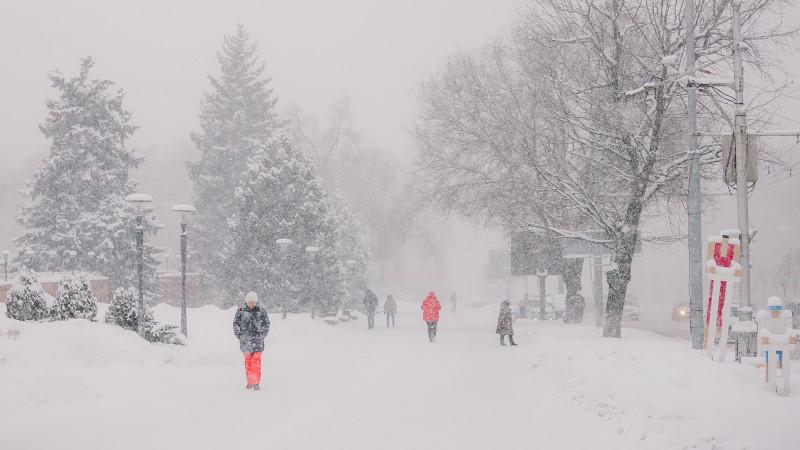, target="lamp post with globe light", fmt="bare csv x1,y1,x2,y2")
304,246,321,318
276,238,293,319
172,204,197,338
68,250,77,275
47,250,57,272
2,250,9,281
126,193,152,337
